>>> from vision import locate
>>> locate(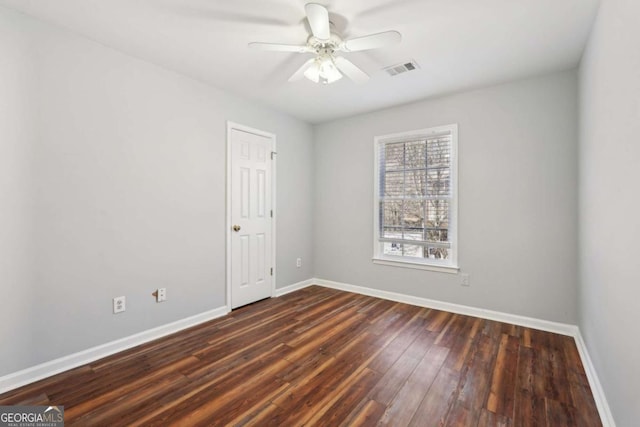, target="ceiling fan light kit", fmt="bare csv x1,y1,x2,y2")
304,53,343,85
248,3,402,85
